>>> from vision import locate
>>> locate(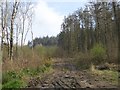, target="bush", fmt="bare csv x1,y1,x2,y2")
75,52,92,70
43,58,52,68
54,47,67,58
2,71,26,88
2,71,22,84
91,43,106,65
2,79,25,88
